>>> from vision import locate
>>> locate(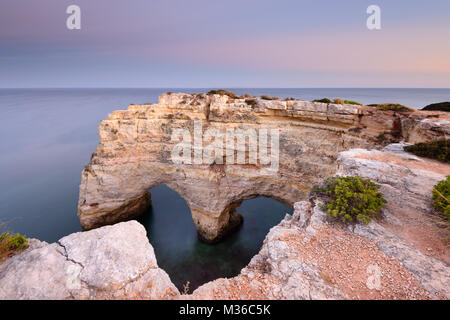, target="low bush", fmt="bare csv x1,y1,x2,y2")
245,98,258,107
404,139,449,163
432,176,450,220
333,98,345,104
260,95,280,100
368,103,414,112
313,98,331,103
0,232,28,262
343,100,362,106
312,98,362,105
207,90,241,99
311,176,386,225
